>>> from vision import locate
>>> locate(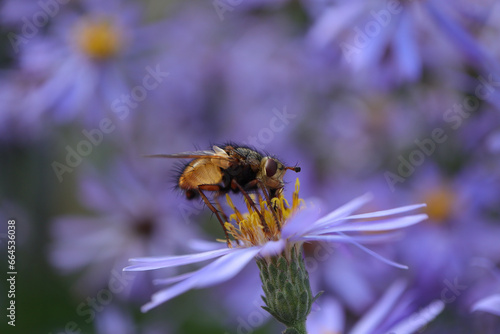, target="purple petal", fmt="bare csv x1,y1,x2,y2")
471,294,500,316
124,248,233,271
344,204,426,220
153,272,195,286
319,214,428,234
305,232,408,269
258,239,286,257
313,193,373,229
307,296,344,334
386,300,445,333
350,22,391,70
196,247,261,287
350,279,407,334
302,231,403,244
393,10,421,81
281,205,323,240
142,275,198,312
308,3,365,49
425,2,489,66
141,247,260,312
187,239,227,251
